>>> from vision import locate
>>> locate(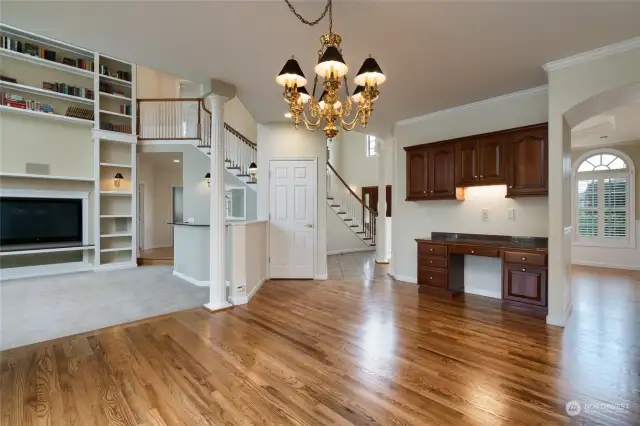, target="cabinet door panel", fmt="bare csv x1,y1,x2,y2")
478,136,505,183
507,127,548,196
406,150,429,199
502,265,547,306
429,145,456,197
455,140,479,185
